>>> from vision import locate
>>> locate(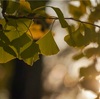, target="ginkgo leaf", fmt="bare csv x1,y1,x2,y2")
21,41,40,65
6,1,20,14
80,62,100,93
19,0,31,13
10,33,31,57
36,31,59,55
27,1,46,10
32,6,68,28
50,7,68,28
3,45,17,57
23,53,39,66
11,33,31,48
64,35,76,47
0,30,10,44
0,47,16,63
27,23,46,40
7,18,31,30
72,28,85,47
21,41,39,59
